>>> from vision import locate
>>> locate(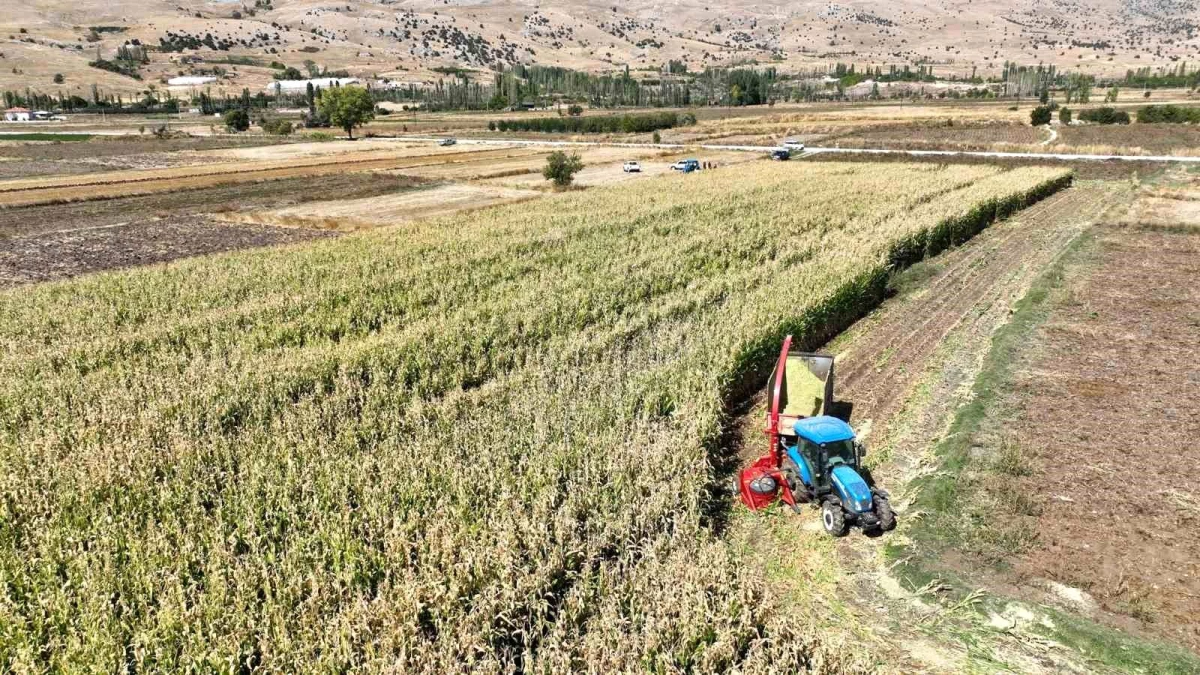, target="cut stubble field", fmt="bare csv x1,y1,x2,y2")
0,143,539,208
0,173,425,285
0,161,1072,672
